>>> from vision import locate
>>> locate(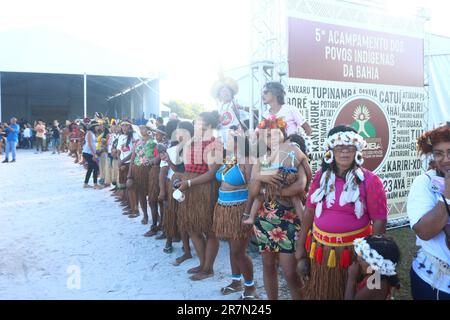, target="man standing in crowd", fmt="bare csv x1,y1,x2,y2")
2,117,20,163
51,120,61,154
34,120,46,153
23,124,33,149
